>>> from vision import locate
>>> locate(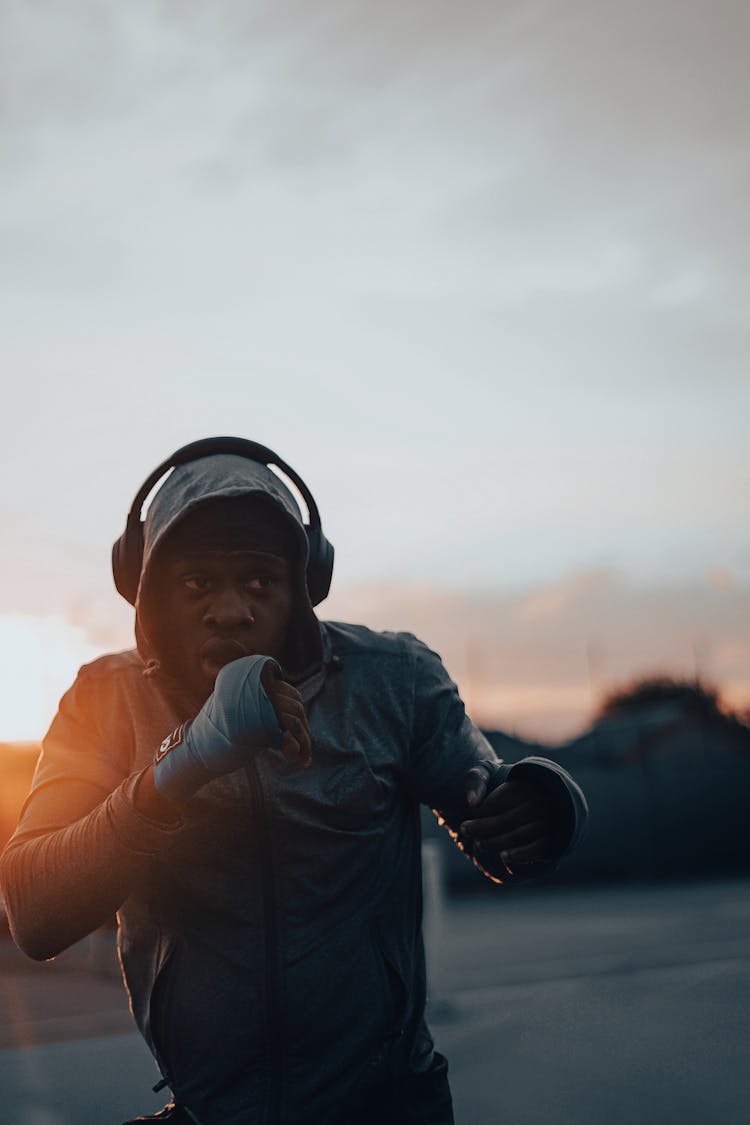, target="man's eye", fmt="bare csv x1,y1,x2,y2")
184,575,210,592
246,576,274,591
